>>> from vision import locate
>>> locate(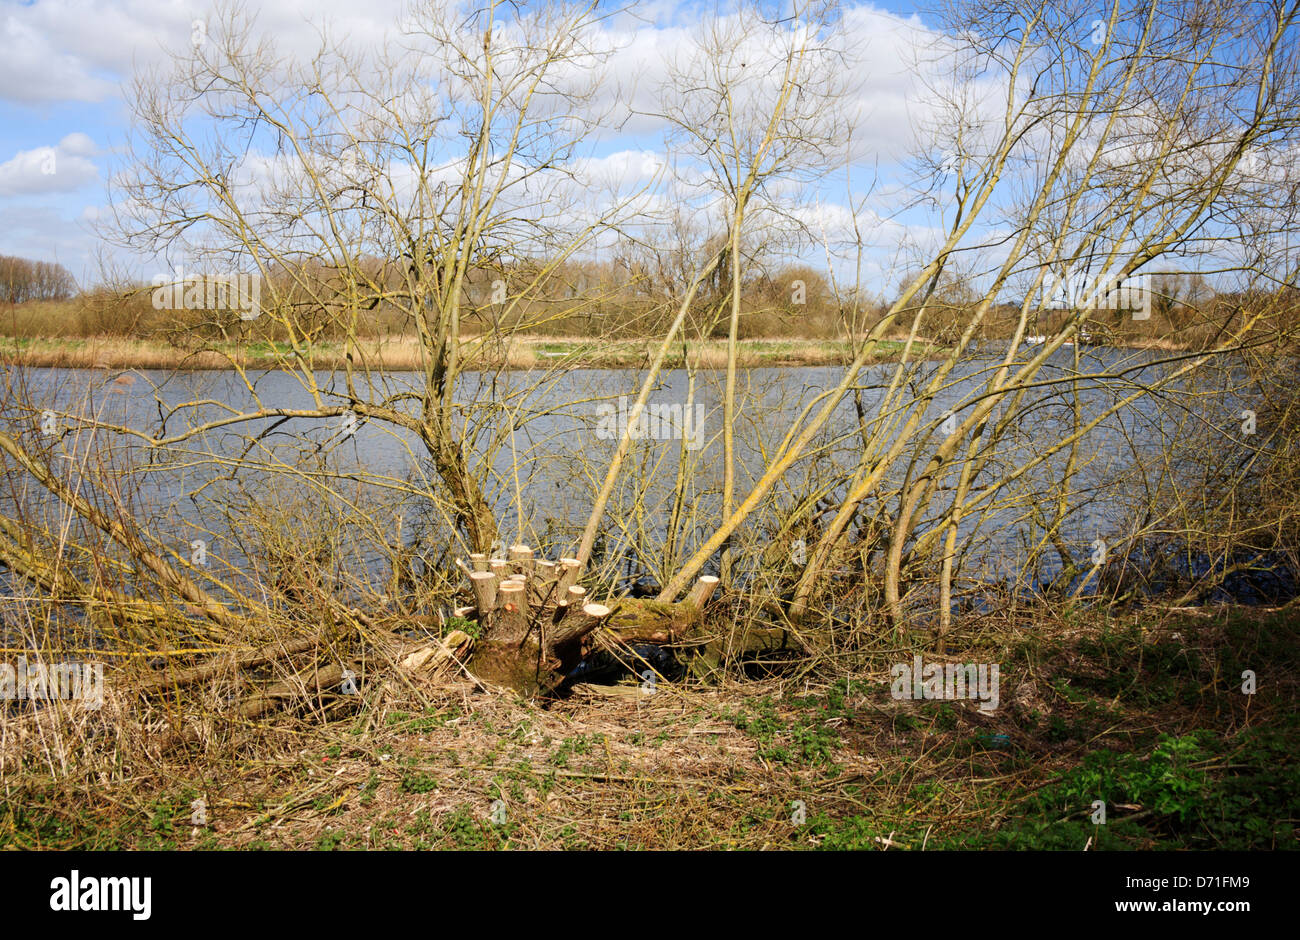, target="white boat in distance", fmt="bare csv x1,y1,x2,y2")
1022,330,1092,347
